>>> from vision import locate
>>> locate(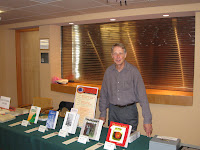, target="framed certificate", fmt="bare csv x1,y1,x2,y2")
40,39,49,50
